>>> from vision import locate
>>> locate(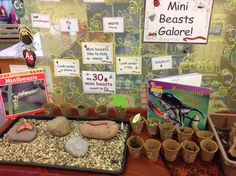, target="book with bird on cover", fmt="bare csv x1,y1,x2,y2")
148,73,211,131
